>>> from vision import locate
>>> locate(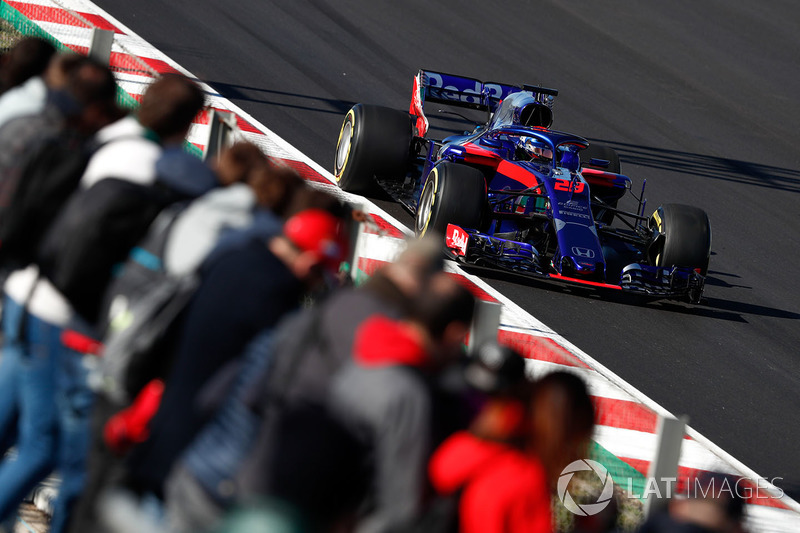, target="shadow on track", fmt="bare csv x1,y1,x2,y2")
593,139,800,195
464,265,800,324
204,80,357,117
